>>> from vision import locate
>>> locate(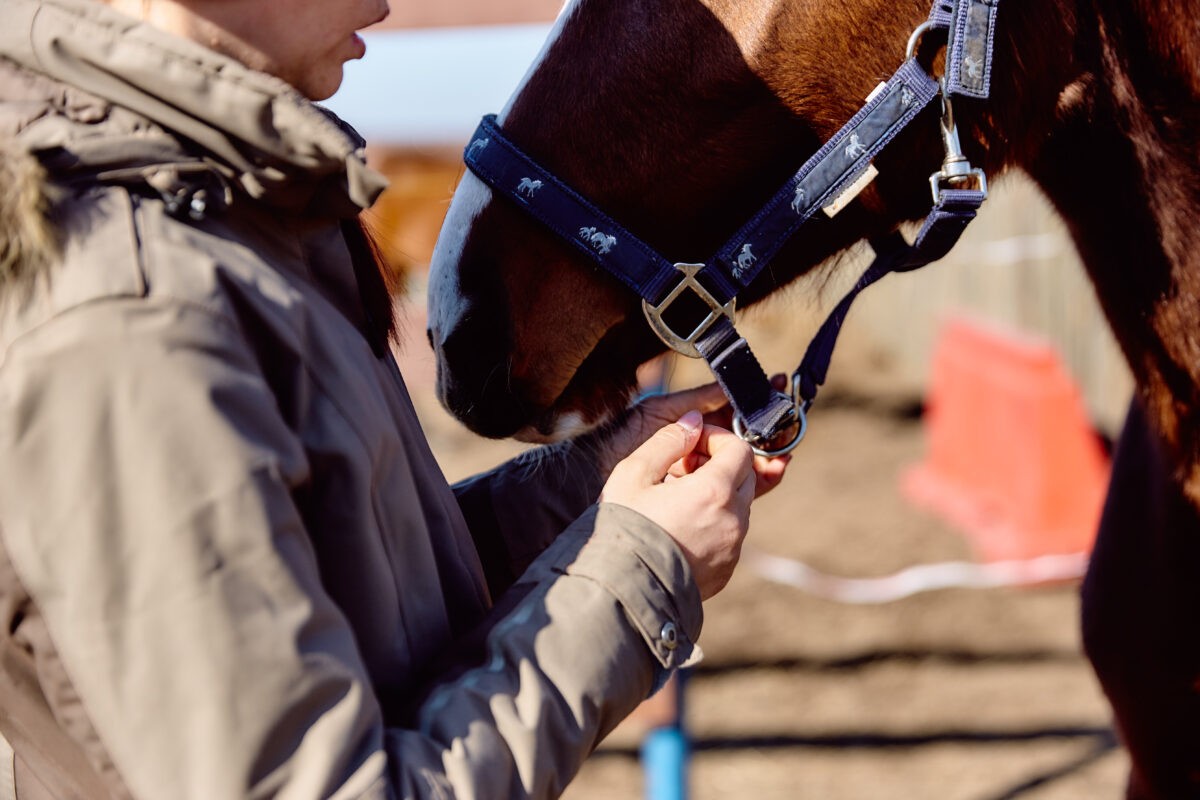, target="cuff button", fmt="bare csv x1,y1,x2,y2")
660,621,679,651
